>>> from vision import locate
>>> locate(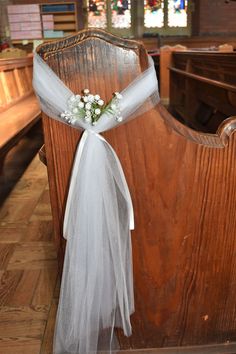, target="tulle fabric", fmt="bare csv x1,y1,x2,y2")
54,132,134,354
33,52,159,354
